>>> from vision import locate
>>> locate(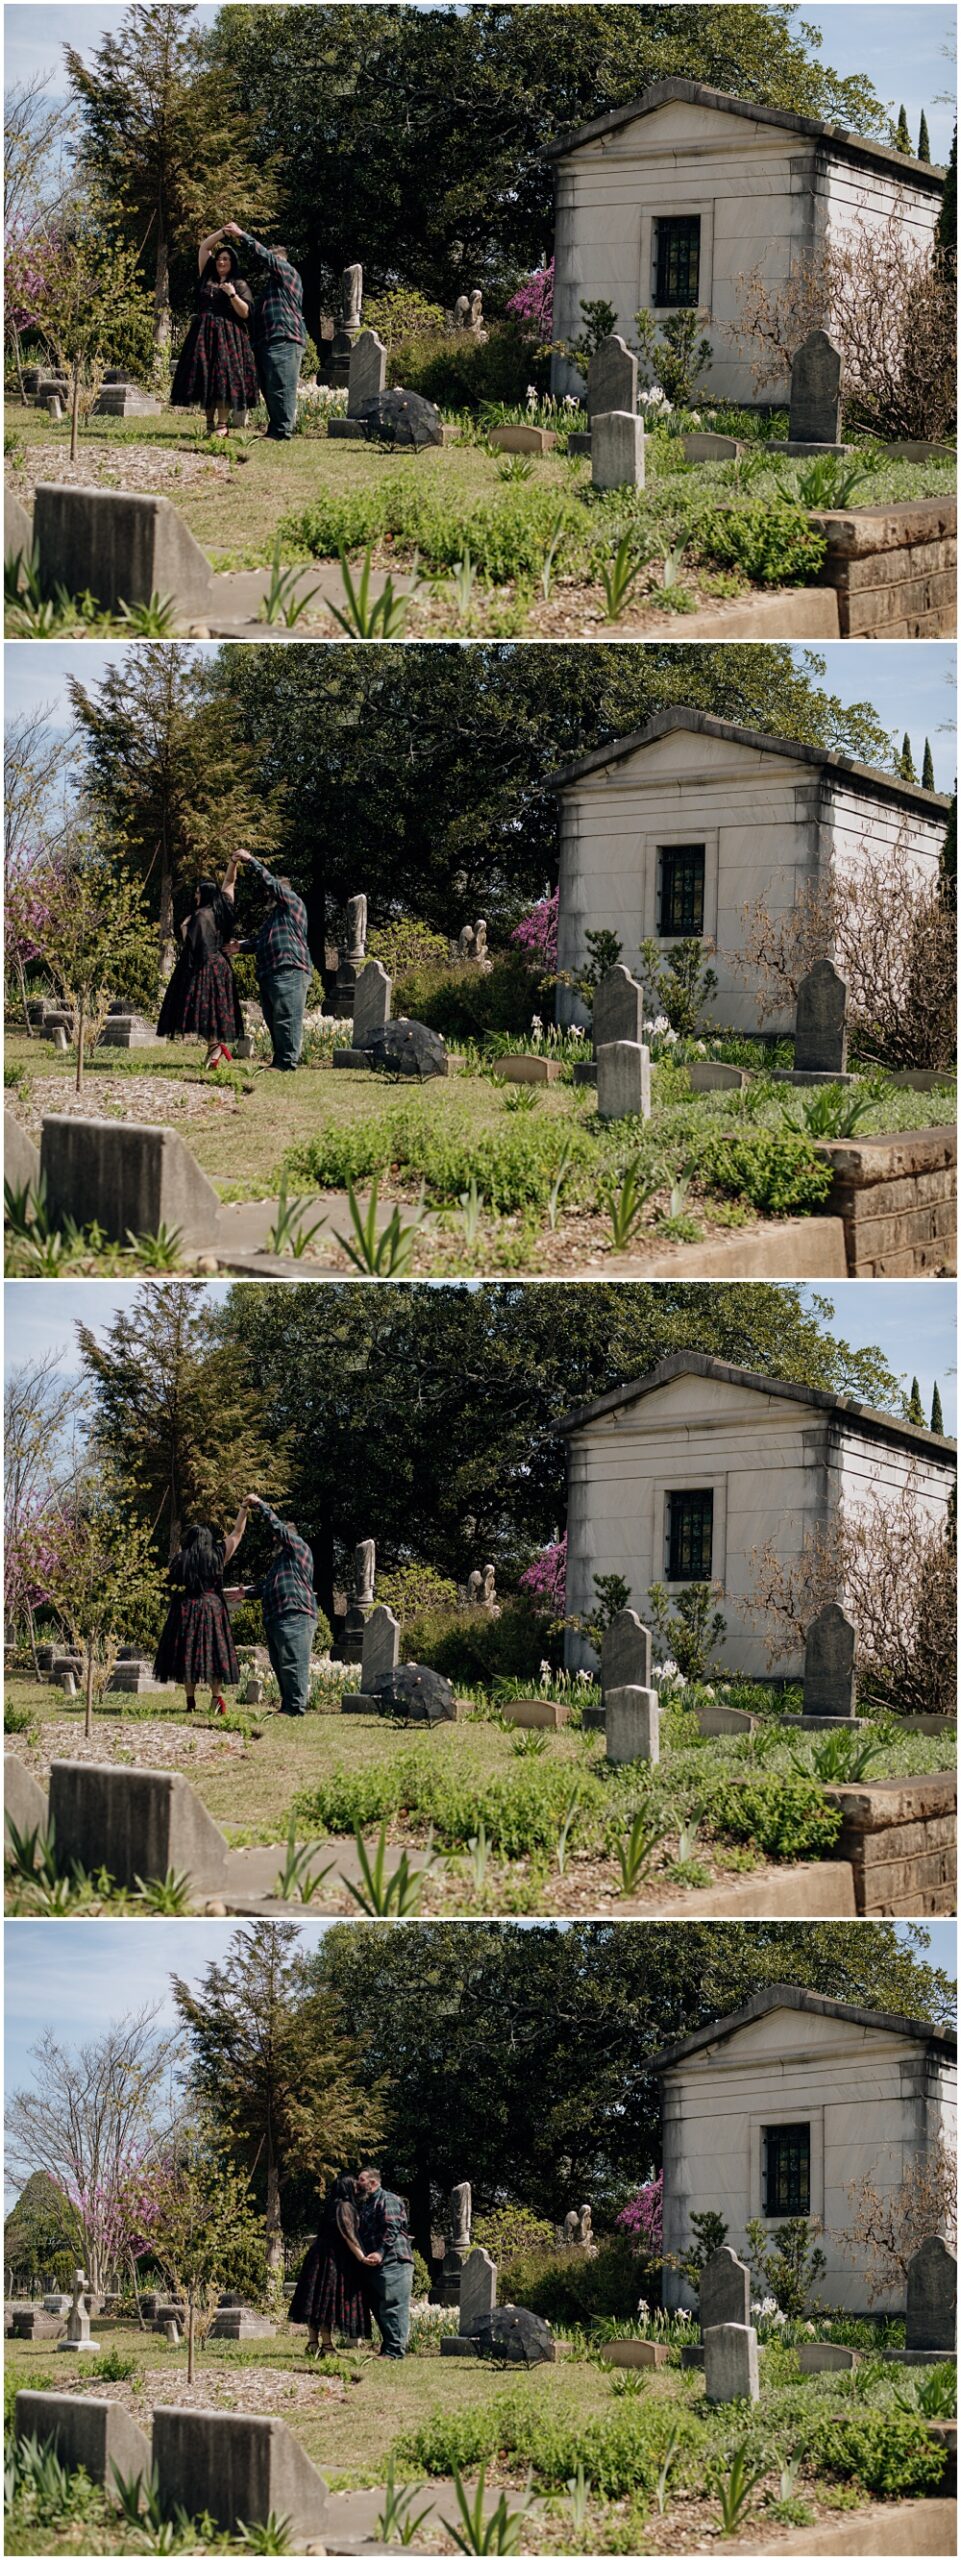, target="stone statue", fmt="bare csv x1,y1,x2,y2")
563,2211,579,2246
451,2182,472,2252
355,1540,375,1608
342,265,363,332
578,2205,595,2251
481,1564,497,1609
473,919,488,962
467,1569,483,1604
469,290,486,338
346,894,367,963
458,924,474,960
453,294,471,330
